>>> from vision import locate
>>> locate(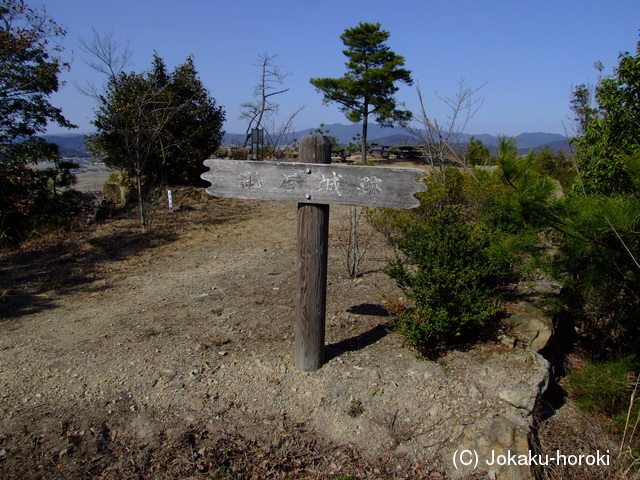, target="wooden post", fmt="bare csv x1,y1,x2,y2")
295,135,331,372
201,136,427,372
